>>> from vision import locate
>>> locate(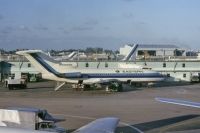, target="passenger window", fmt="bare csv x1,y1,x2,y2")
182,63,185,68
